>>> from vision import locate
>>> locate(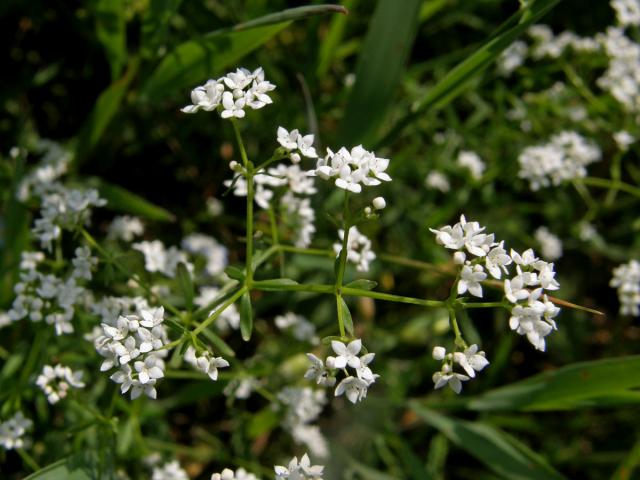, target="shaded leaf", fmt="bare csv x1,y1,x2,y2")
344,279,377,290
251,278,299,290
338,0,422,146
411,404,567,480
176,262,194,311
240,291,253,341
86,177,175,222
93,0,127,79
141,5,347,101
338,296,354,337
